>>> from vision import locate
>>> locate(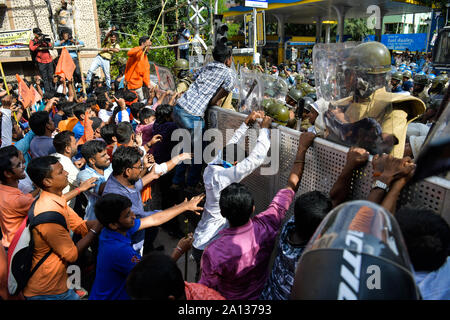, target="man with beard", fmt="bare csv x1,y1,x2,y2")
23,156,102,300
77,140,113,221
